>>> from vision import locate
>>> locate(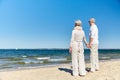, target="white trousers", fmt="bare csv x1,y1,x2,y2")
90,44,99,72
71,42,86,76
